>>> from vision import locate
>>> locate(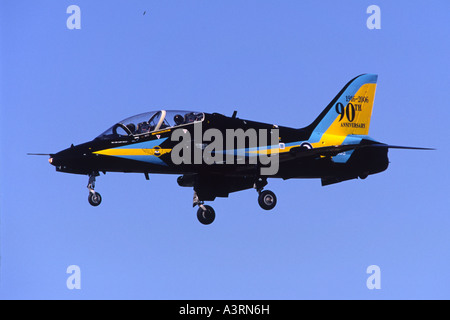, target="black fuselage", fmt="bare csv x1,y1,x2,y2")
51,112,389,186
